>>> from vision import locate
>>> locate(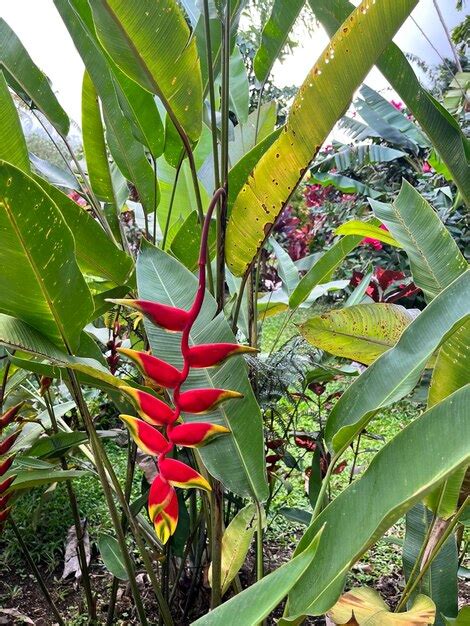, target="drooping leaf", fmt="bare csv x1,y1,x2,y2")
335,221,401,247
279,507,312,526
289,235,363,309
81,70,115,203
355,97,418,153
226,0,418,275
270,238,299,296
308,0,470,206
137,242,268,500
285,385,470,618
0,71,29,172
5,468,89,490
324,270,470,454
29,154,79,190
328,586,435,625
32,175,133,286
0,19,69,135
98,534,129,580
370,182,468,301
229,44,249,124
0,162,94,351
208,503,257,595
88,0,202,143
253,0,305,83
300,304,417,366
54,0,157,214
403,504,458,625
28,432,89,460
193,527,324,626
311,172,382,199
313,143,405,172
